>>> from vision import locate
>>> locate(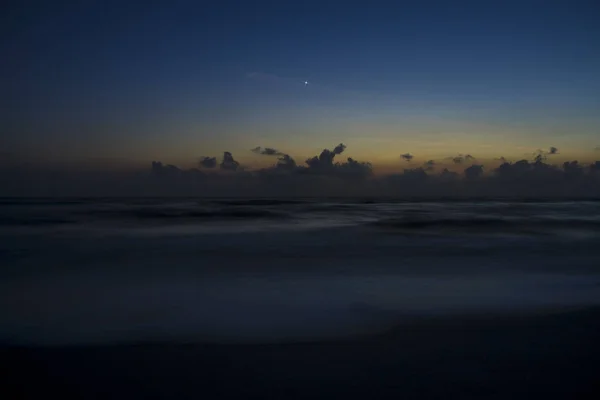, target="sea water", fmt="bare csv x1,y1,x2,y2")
2,198,600,345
